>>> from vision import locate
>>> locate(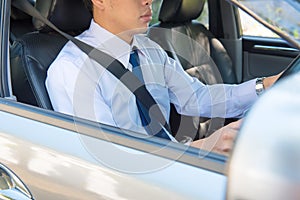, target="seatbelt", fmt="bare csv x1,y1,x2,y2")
11,0,172,137
130,49,172,140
